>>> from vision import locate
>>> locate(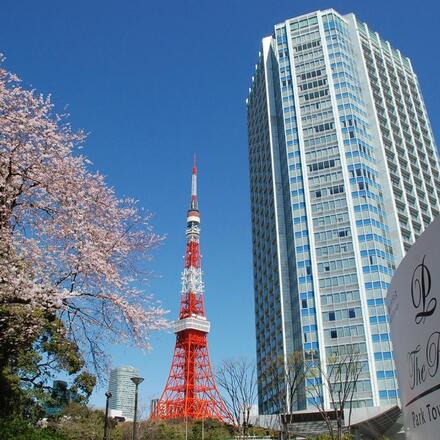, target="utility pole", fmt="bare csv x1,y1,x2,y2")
130,376,144,440
103,391,112,440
